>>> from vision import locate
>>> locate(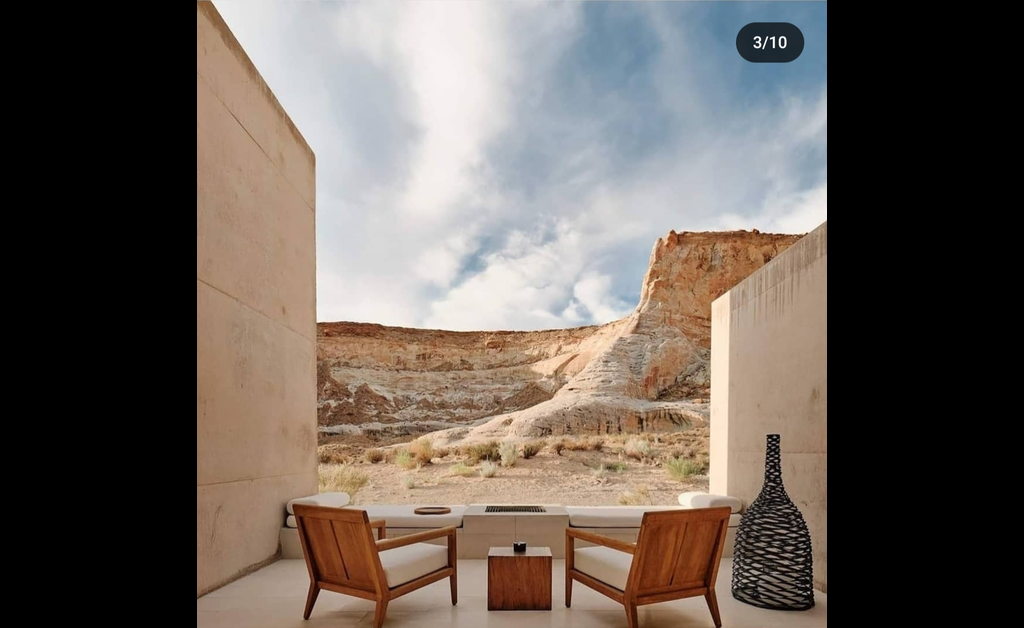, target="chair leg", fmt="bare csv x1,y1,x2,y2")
373,598,389,628
705,589,722,628
565,533,573,608
625,599,639,628
302,583,319,620
449,533,458,605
